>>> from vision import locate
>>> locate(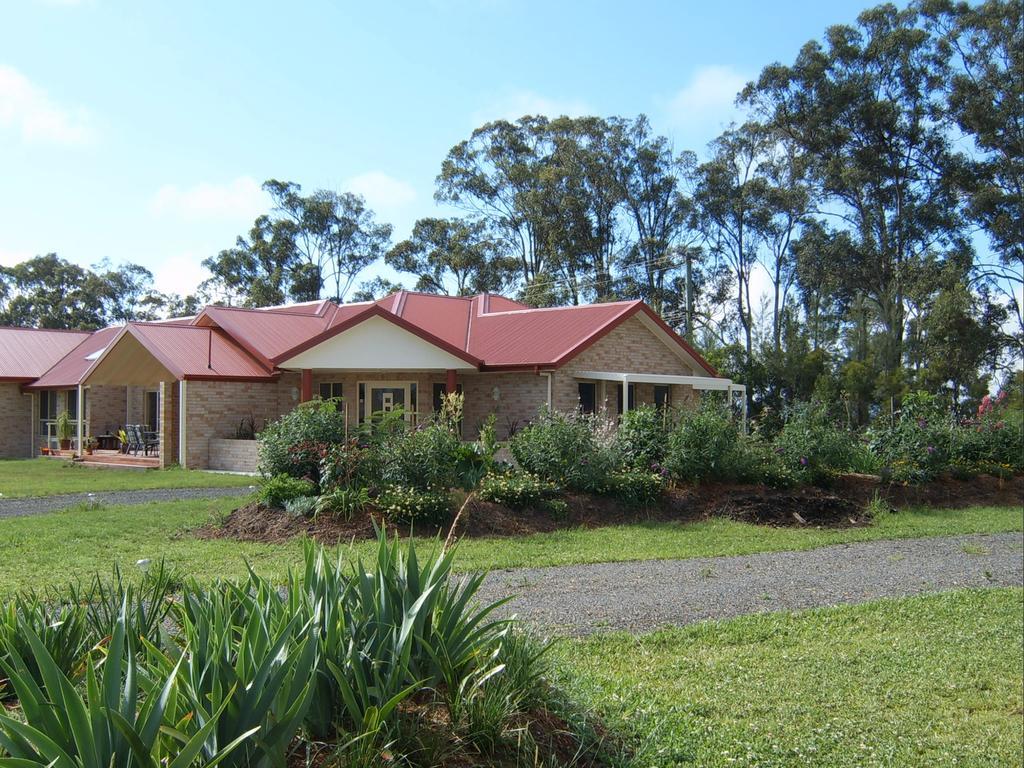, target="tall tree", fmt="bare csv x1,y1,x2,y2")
386,217,517,295
741,3,969,378
0,254,107,329
202,180,392,306
611,116,698,316
694,122,771,370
